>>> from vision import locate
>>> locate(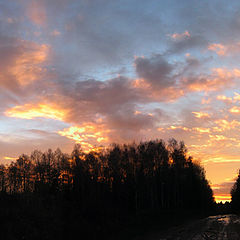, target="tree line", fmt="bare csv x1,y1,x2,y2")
0,138,214,214
231,170,240,212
